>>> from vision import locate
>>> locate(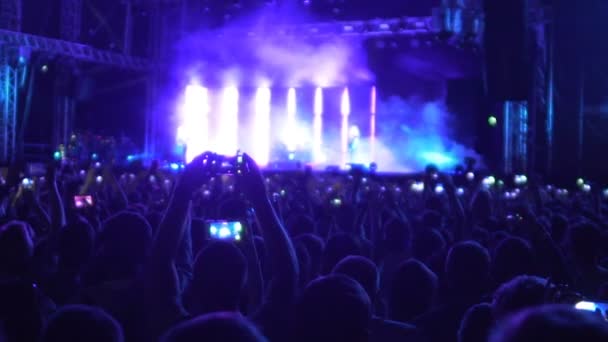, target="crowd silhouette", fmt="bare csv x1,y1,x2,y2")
0,152,607,341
